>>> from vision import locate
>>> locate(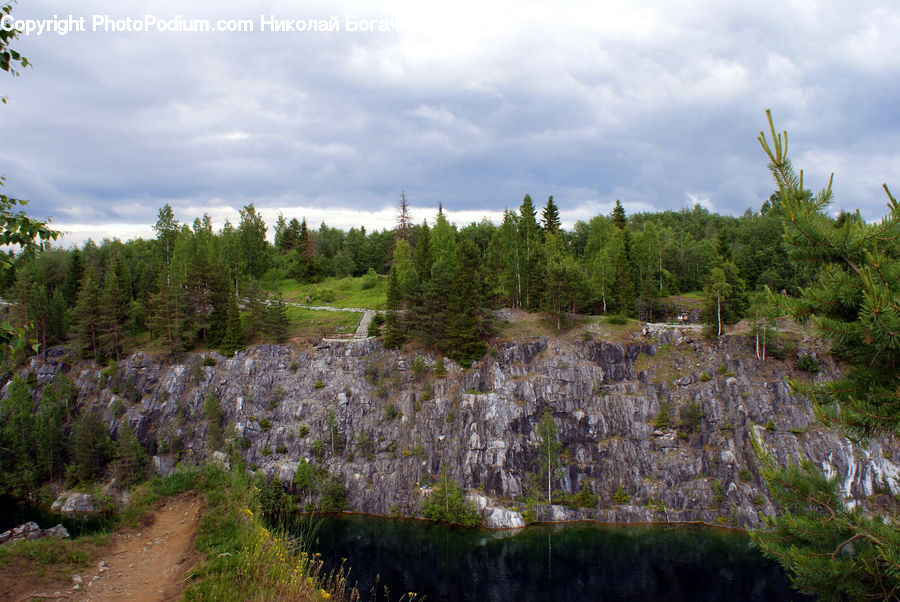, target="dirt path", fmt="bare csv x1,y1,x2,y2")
6,494,203,602
72,494,202,601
